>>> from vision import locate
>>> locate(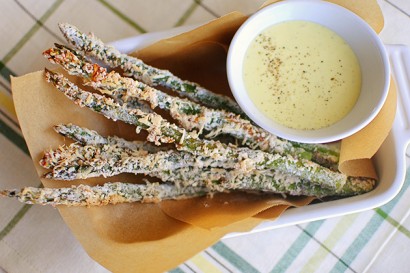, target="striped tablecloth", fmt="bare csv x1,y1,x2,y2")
1,1,410,272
